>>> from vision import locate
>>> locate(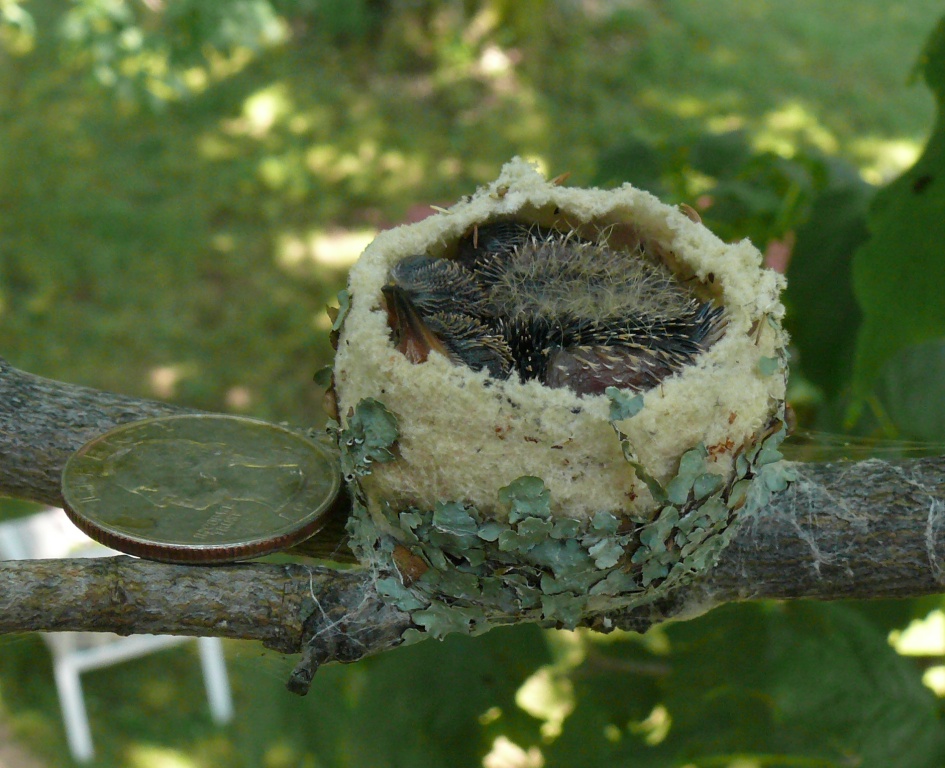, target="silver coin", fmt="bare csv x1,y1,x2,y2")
61,414,341,564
